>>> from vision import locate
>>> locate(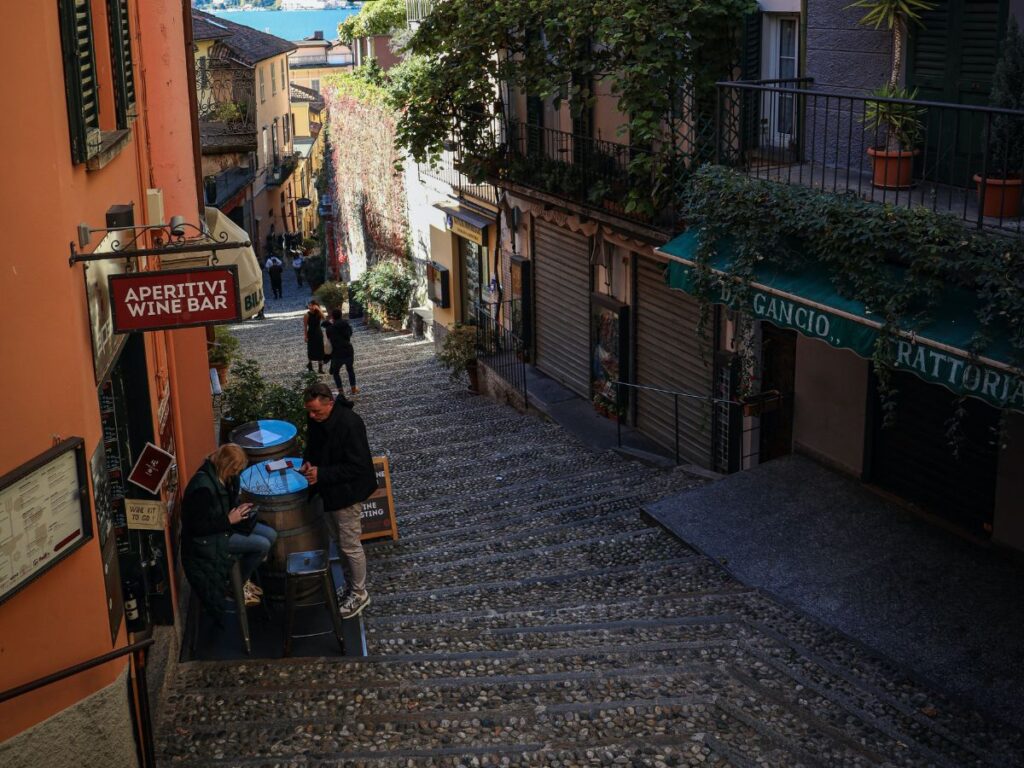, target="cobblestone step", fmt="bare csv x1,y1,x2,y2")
157,320,1024,768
